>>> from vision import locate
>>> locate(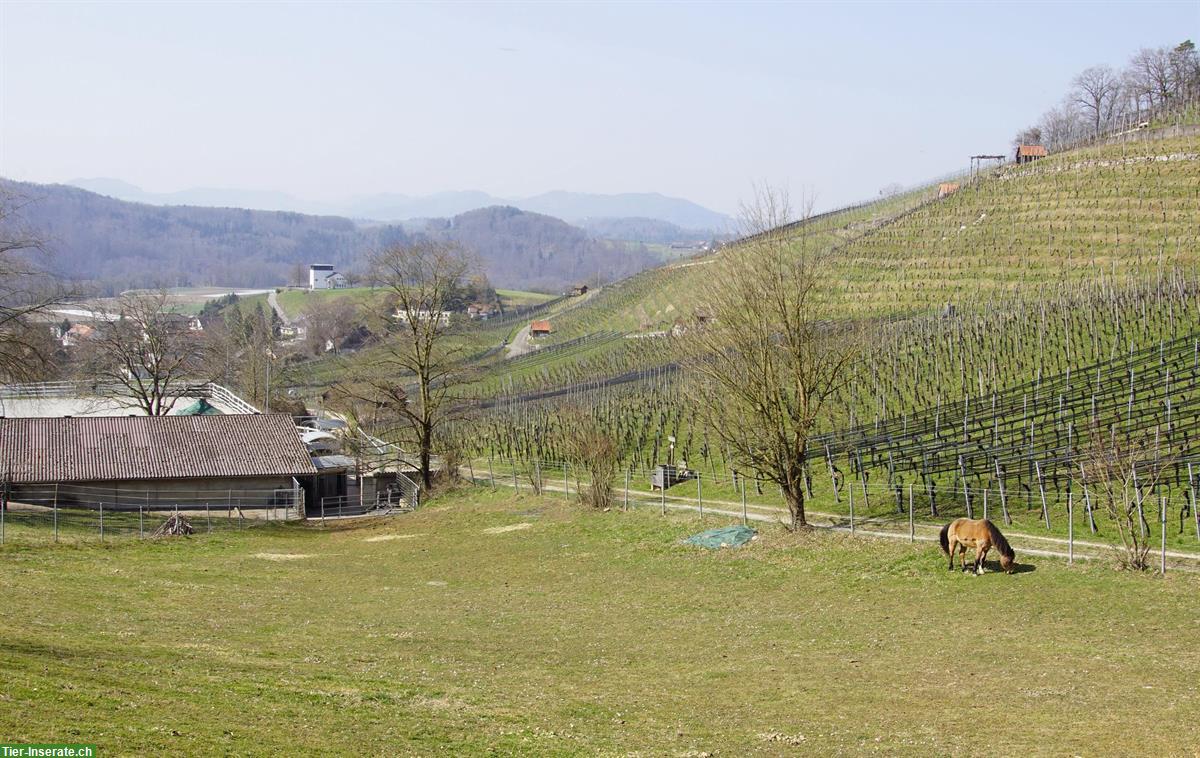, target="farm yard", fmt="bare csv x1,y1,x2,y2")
2,489,1199,755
